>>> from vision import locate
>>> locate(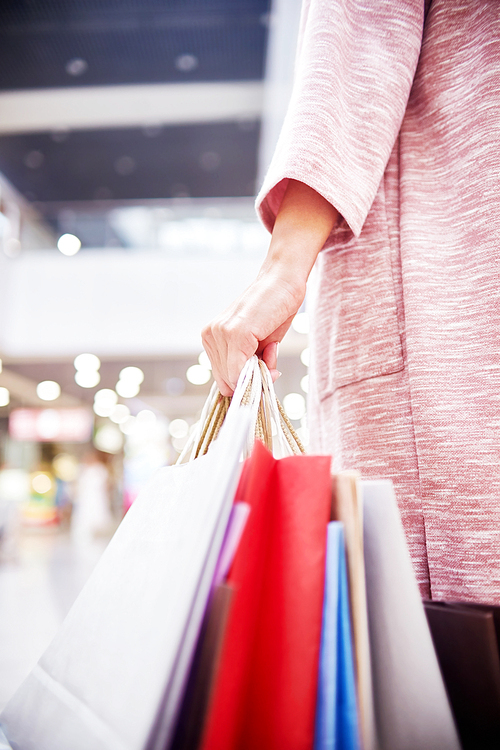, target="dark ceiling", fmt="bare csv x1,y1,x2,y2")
0,0,269,89
0,0,269,207
0,122,260,203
